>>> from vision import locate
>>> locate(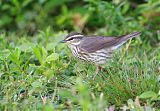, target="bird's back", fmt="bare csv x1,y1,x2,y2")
79,32,141,53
